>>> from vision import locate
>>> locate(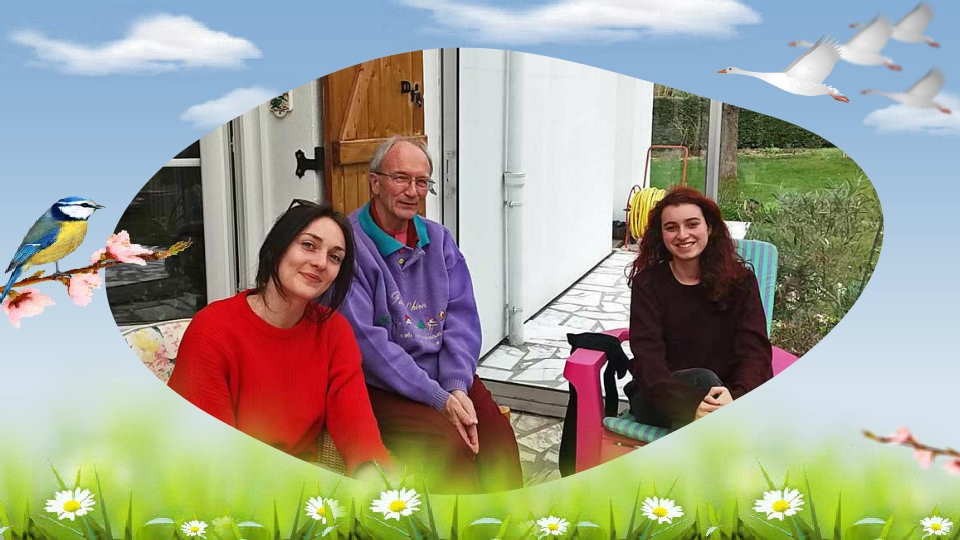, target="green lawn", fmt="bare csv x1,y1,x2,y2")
647,148,868,218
